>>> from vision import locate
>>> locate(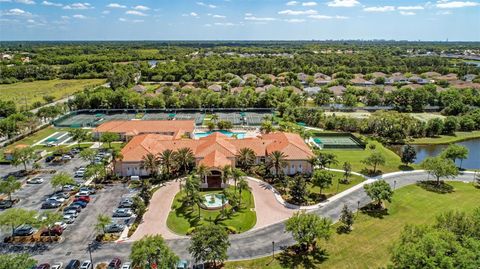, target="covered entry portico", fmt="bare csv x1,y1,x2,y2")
200,168,226,189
